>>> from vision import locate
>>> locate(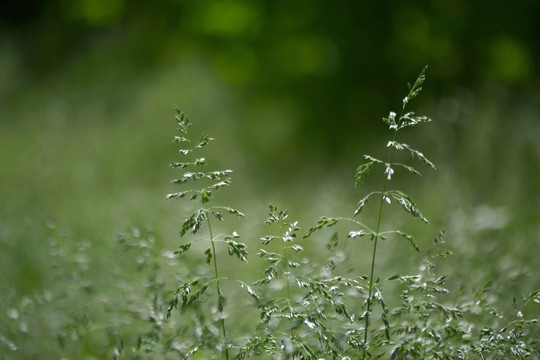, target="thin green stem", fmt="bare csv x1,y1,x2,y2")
208,215,230,360
363,125,400,348
281,224,295,341
338,216,376,234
